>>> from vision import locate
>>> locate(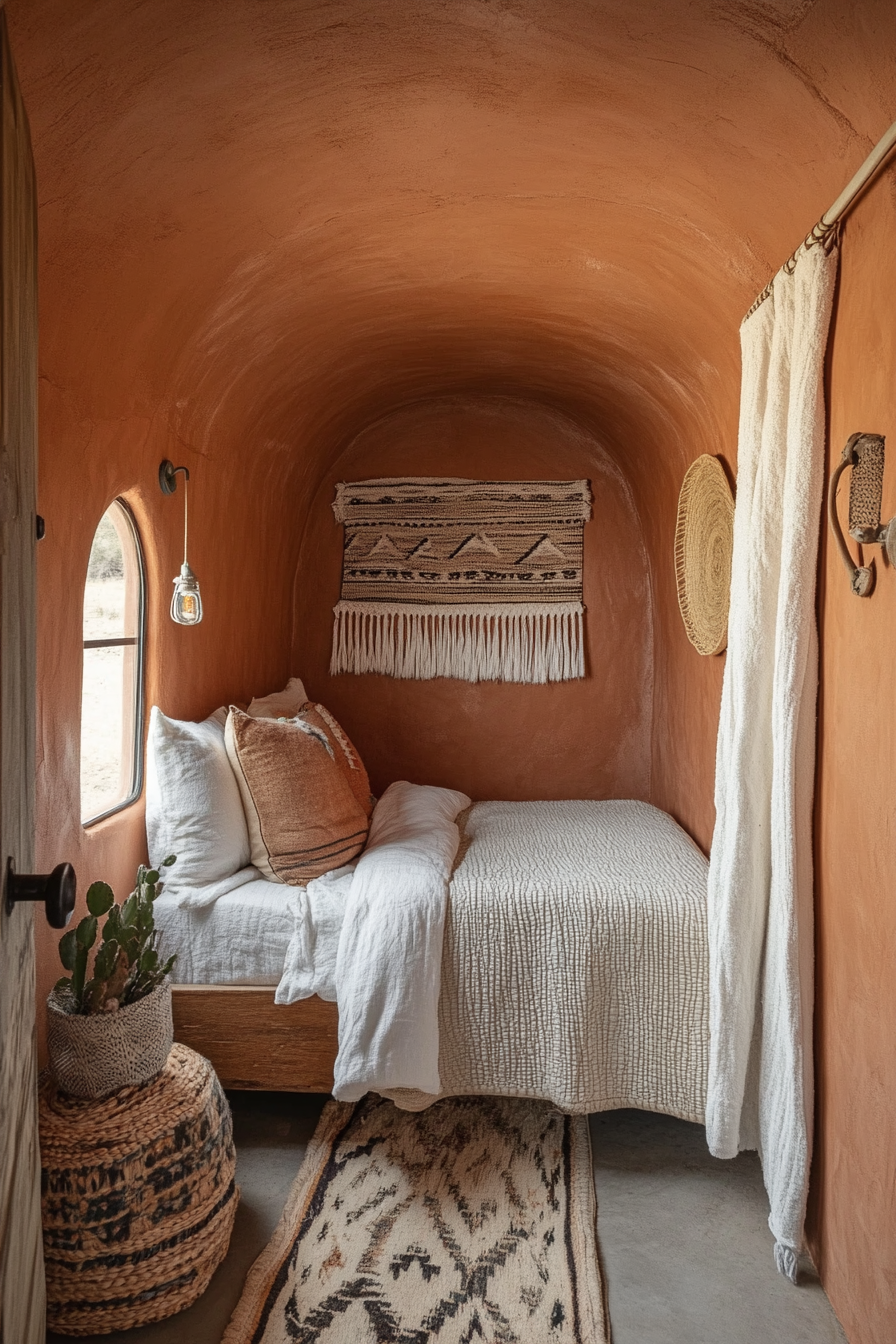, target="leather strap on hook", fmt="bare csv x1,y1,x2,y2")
827,433,875,597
